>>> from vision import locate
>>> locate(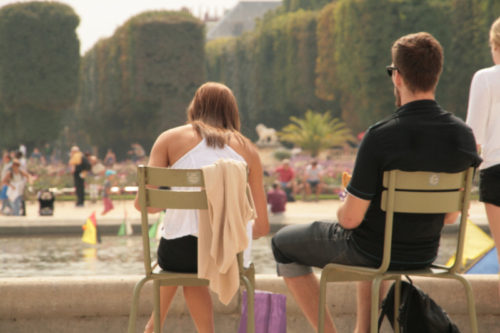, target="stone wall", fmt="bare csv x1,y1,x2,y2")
0,275,498,333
